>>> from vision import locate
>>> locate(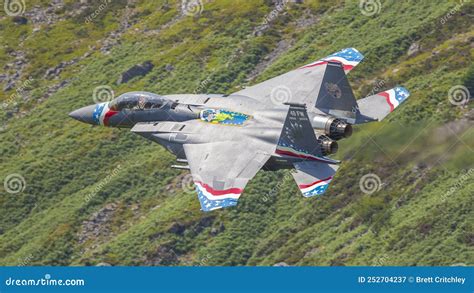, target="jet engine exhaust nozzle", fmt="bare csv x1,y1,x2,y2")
330,119,352,139
317,135,339,156
311,114,353,140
